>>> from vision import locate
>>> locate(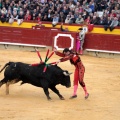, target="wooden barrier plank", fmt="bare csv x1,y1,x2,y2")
0,42,46,48
86,49,120,54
